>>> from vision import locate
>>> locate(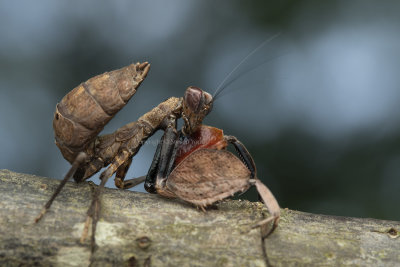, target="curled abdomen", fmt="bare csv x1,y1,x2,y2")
53,62,150,163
